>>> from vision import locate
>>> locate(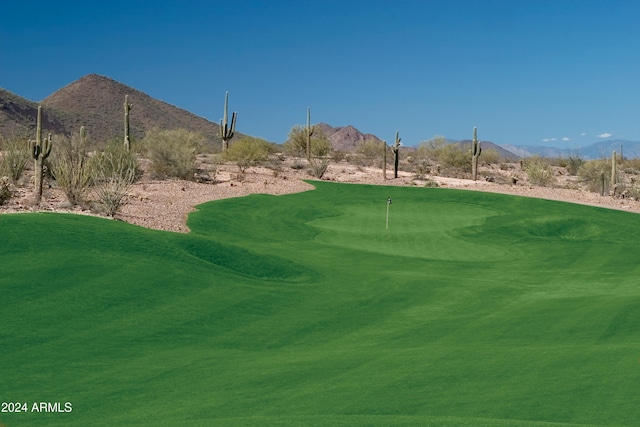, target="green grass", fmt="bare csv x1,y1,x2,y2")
1,181,640,426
